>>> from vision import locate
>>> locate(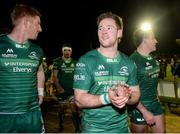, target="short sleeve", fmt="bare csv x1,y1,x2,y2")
73,57,92,91
127,61,138,86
